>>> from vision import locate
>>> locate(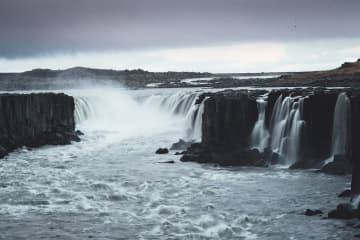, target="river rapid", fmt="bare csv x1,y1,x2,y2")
0,88,356,239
